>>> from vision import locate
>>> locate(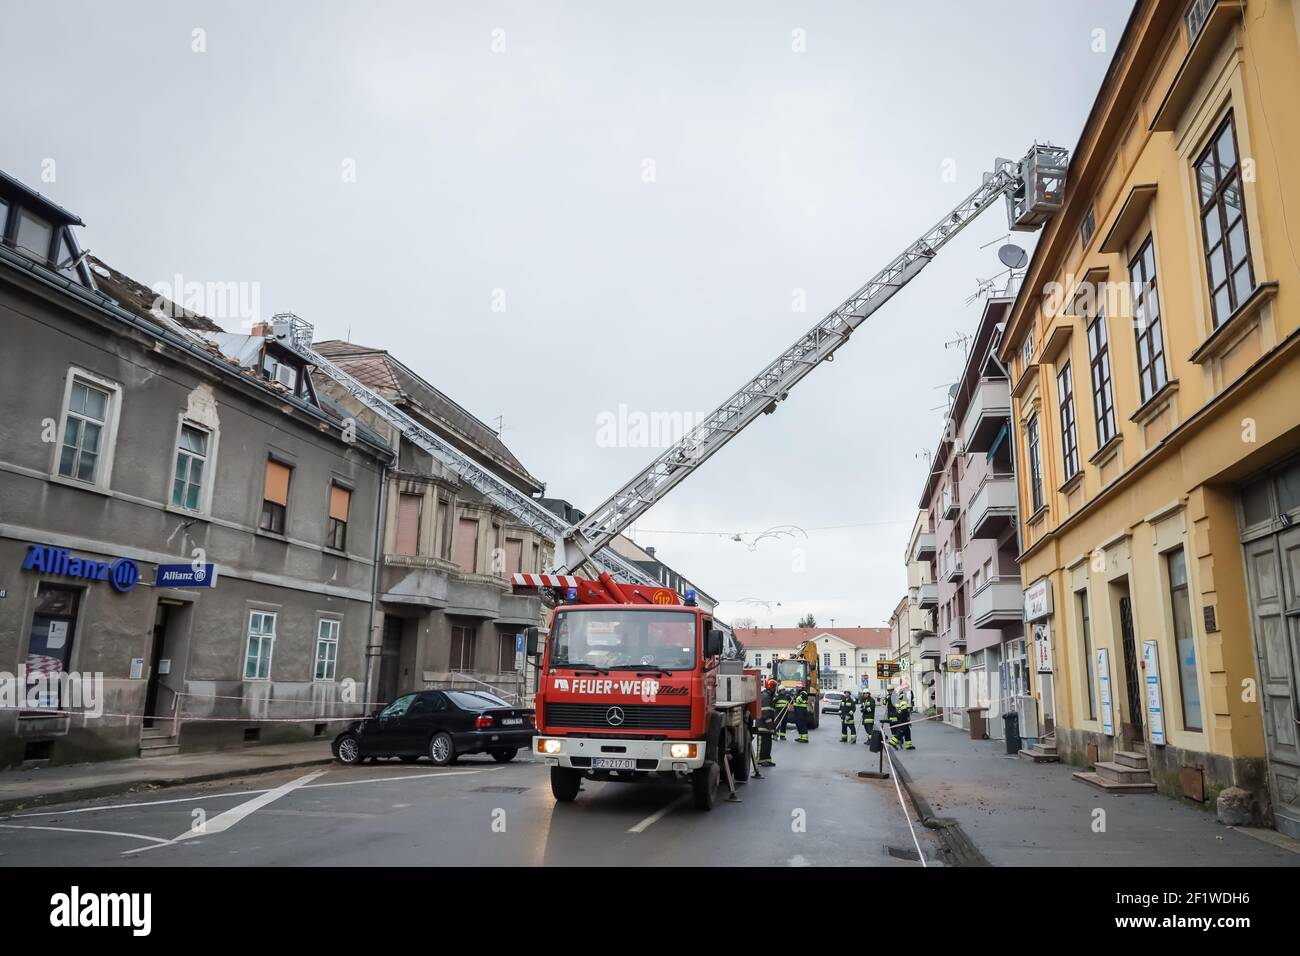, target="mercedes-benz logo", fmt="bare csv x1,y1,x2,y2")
605,706,625,726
